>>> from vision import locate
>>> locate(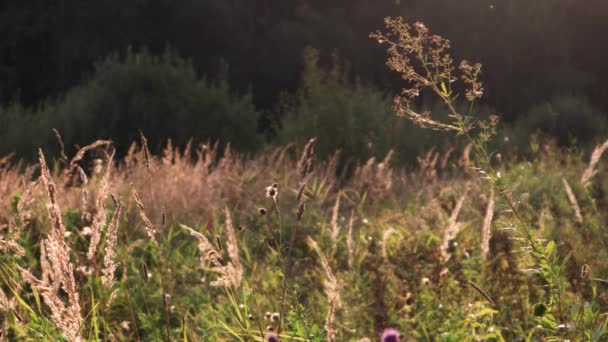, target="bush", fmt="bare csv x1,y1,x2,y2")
278,47,447,167
510,95,607,149
0,49,262,159
0,103,51,158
